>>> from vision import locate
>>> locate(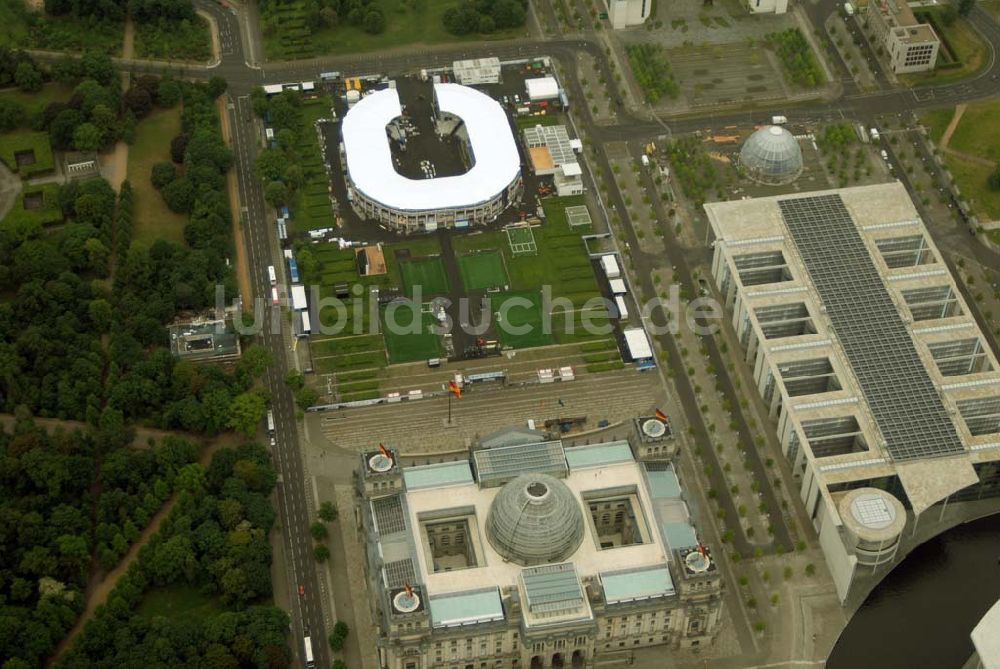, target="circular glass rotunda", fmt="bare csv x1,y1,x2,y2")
739,125,804,185
485,473,585,566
